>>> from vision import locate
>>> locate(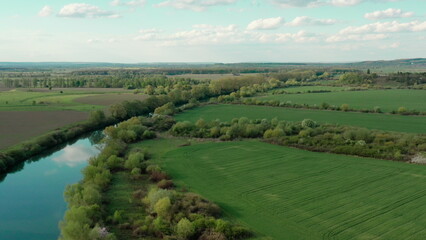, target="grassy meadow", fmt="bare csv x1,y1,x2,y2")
0,88,145,112
176,104,426,133
256,89,426,113
148,139,426,240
